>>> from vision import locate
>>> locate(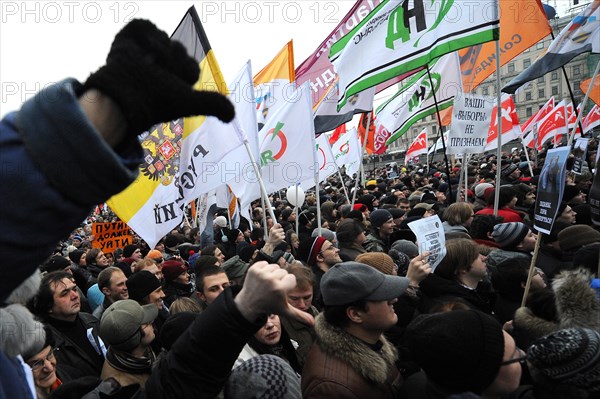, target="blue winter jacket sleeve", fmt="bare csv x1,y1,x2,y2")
0,79,141,302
